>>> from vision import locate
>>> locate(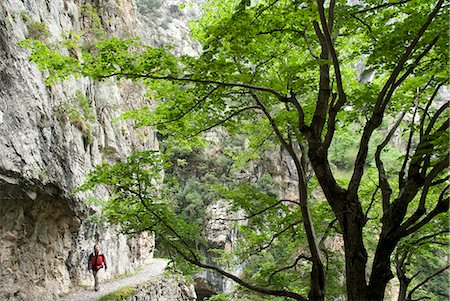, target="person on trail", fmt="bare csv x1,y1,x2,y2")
88,244,107,291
